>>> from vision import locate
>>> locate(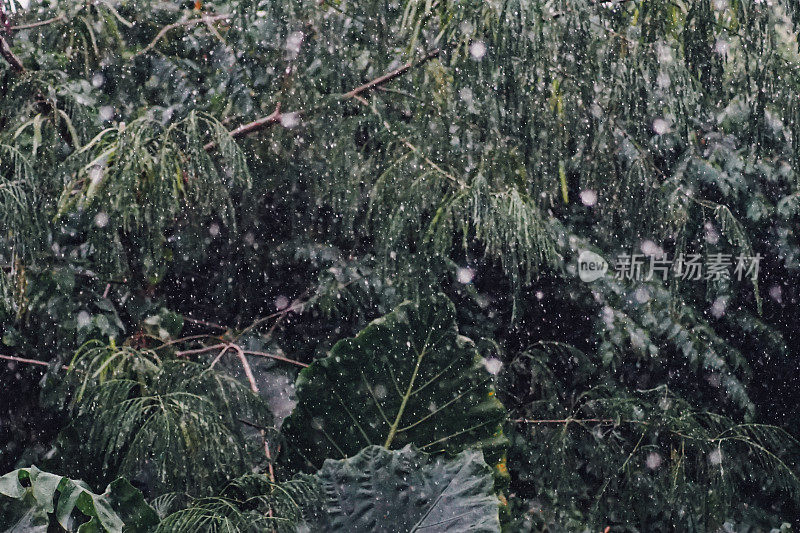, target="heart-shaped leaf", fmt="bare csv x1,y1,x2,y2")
281,293,507,470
